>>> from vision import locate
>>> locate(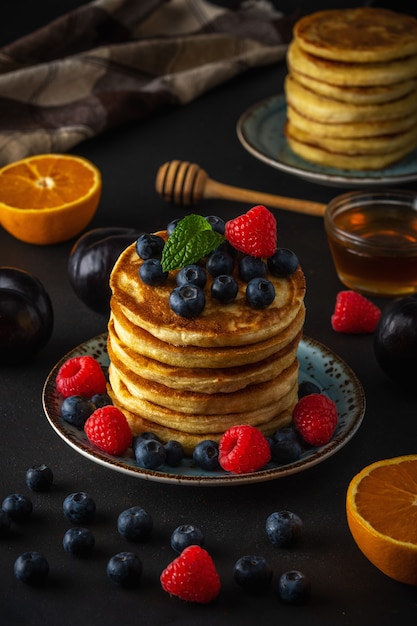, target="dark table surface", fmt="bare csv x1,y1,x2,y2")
1,2,417,625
